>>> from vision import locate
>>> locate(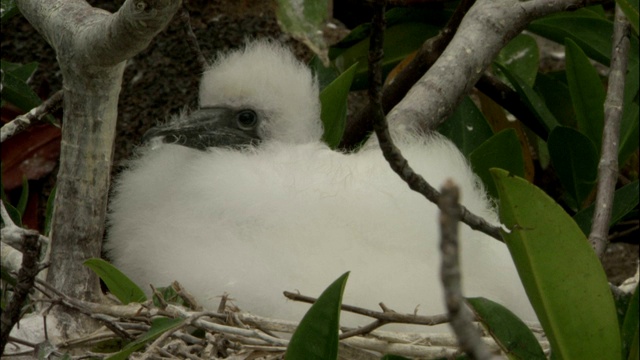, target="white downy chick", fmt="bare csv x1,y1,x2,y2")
105,40,535,331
